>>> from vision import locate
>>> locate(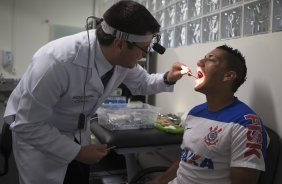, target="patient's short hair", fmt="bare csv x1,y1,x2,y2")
217,44,247,92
